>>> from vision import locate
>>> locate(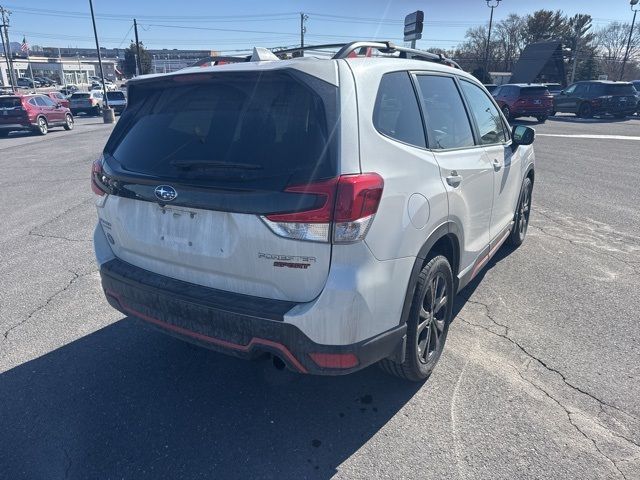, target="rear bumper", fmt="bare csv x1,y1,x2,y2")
512,107,552,117
0,122,32,131
99,257,406,375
